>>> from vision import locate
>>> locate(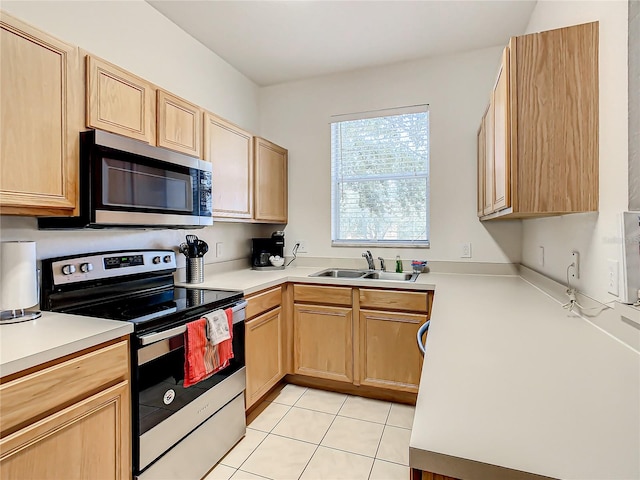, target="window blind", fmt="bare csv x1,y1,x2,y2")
331,107,430,246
